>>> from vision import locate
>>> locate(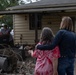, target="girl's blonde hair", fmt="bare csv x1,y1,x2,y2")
60,16,73,31
40,27,54,43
